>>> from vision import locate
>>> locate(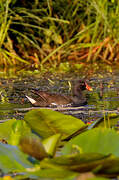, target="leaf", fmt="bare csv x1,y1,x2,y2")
0,143,33,173
24,109,86,139
19,135,48,160
52,33,63,44
62,128,119,157
43,133,61,156
59,62,70,72
0,119,16,141
0,119,31,145
26,166,77,180
41,153,108,169
74,64,84,70
9,120,31,146
40,153,119,177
